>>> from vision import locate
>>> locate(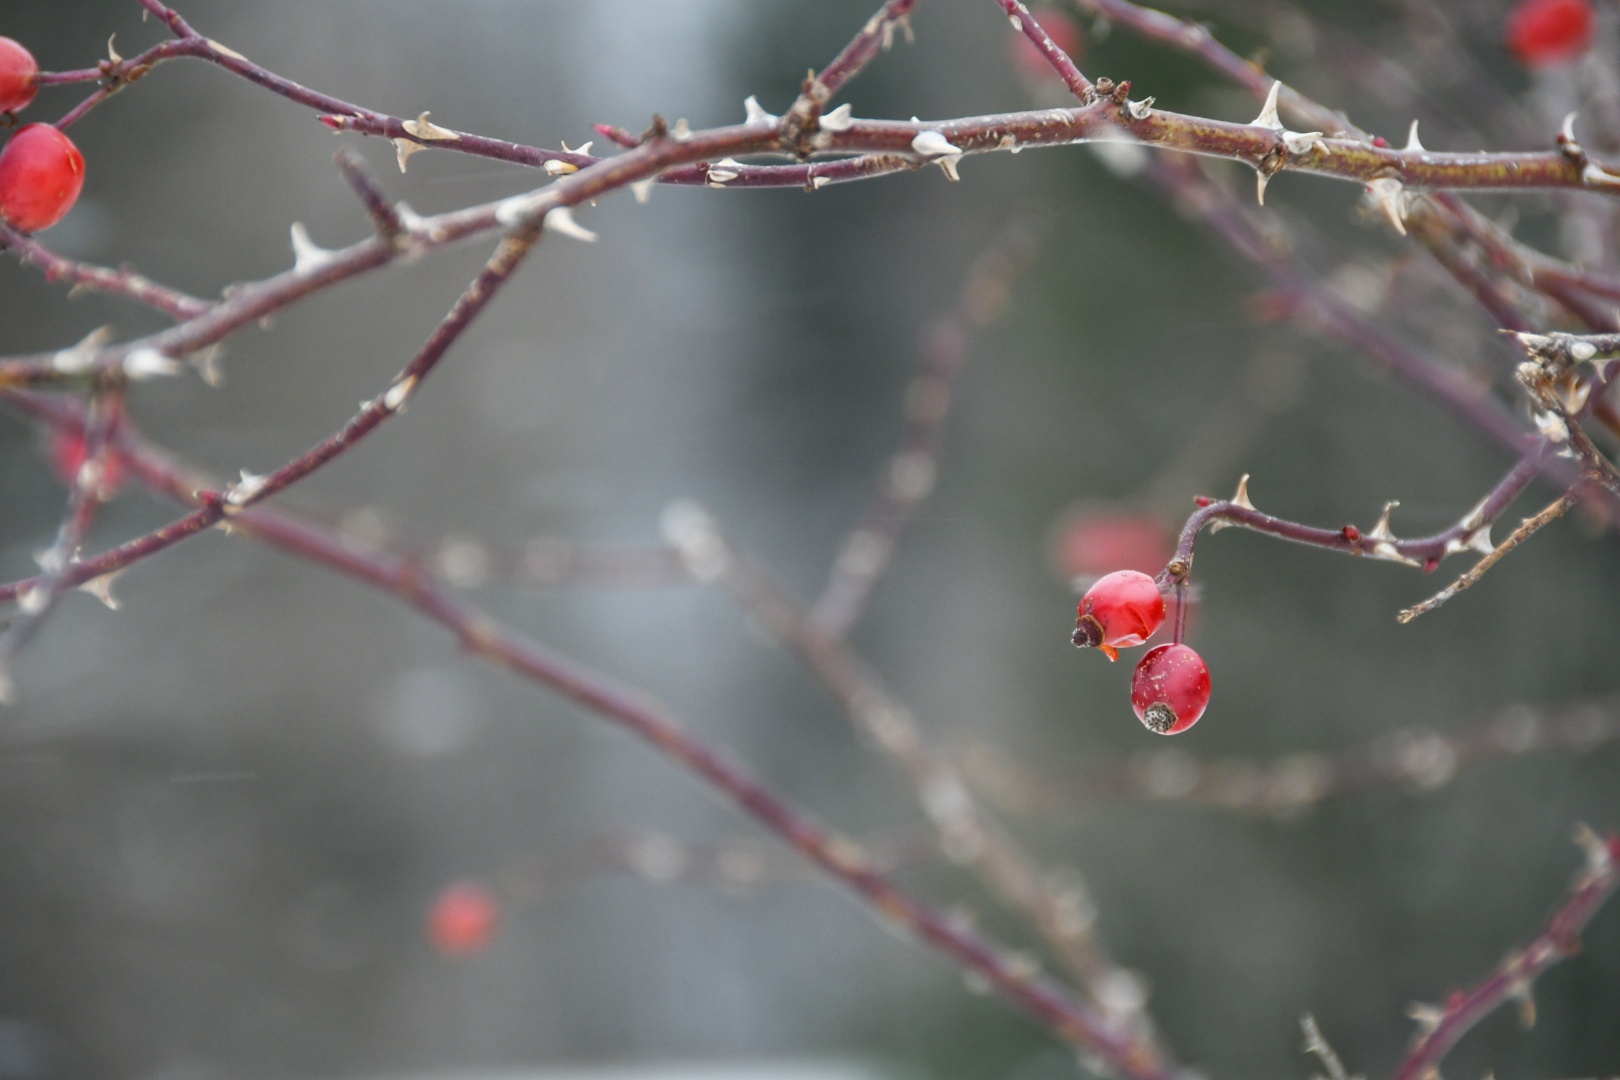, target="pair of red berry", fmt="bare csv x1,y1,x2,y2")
1073,570,1211,735
0,36,86,233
